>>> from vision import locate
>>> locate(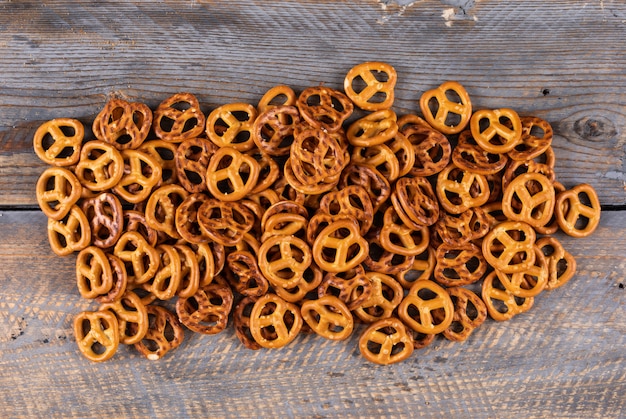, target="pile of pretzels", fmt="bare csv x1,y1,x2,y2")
33,62,601,365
